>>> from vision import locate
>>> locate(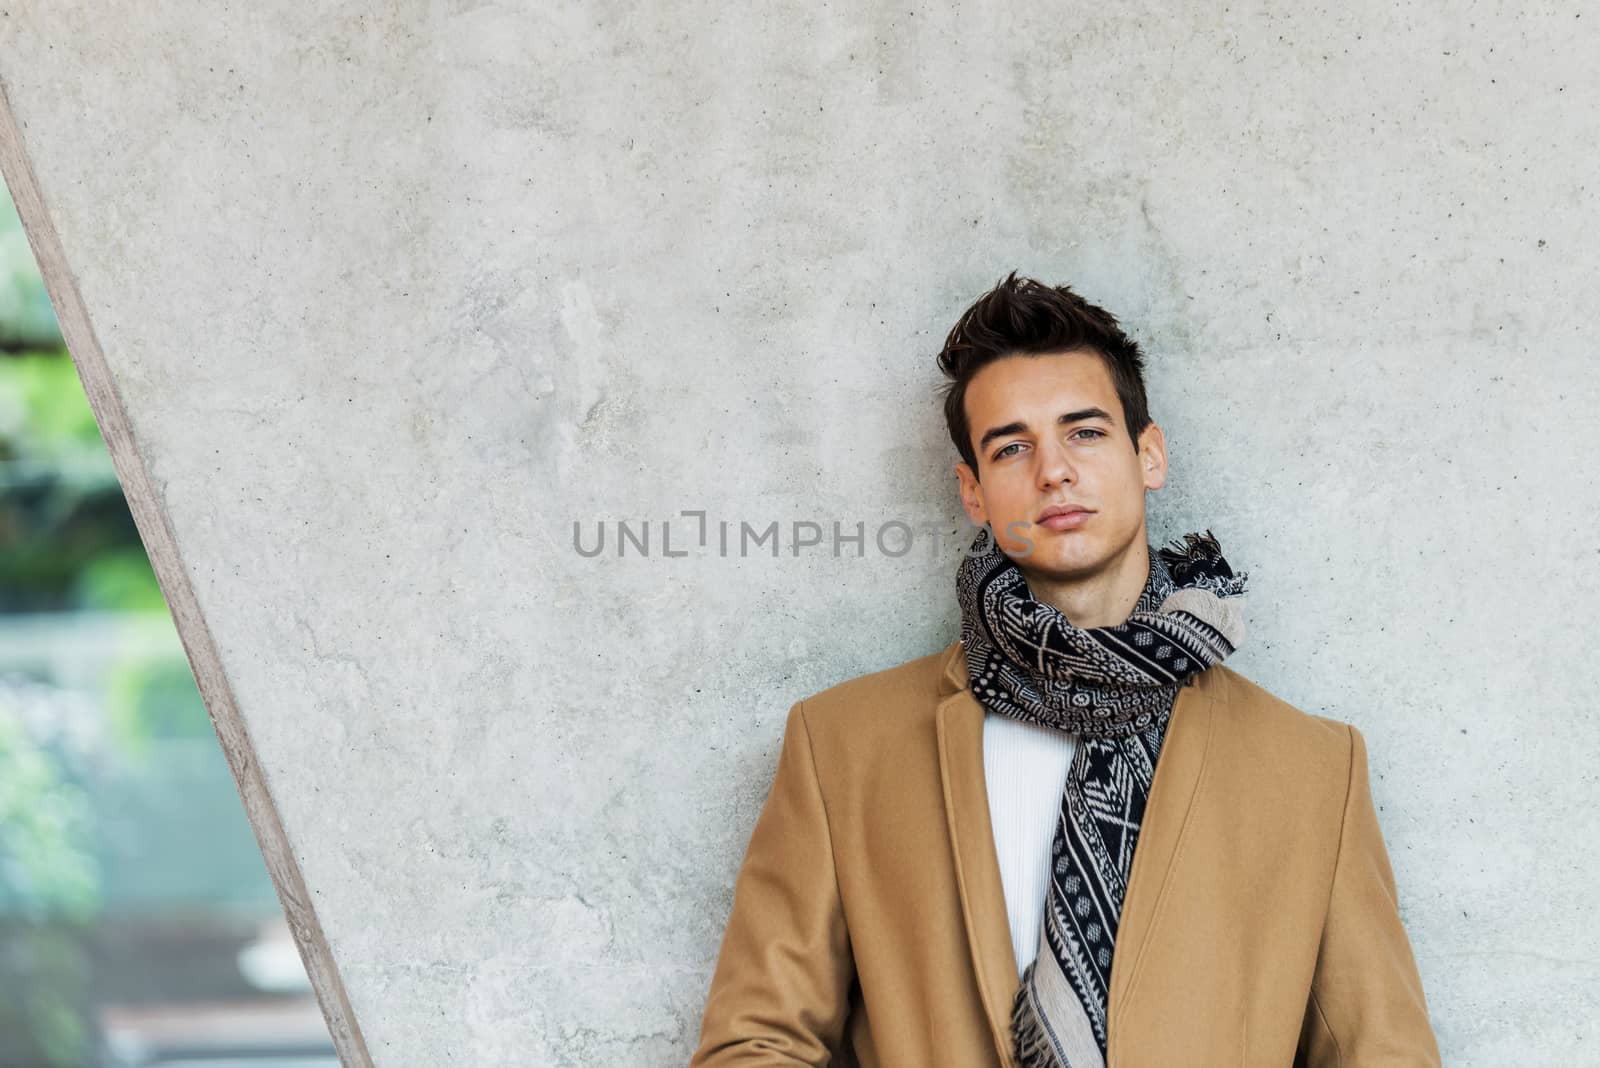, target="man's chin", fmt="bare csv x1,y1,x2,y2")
998,526,1076,559
1009,544,1104,582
